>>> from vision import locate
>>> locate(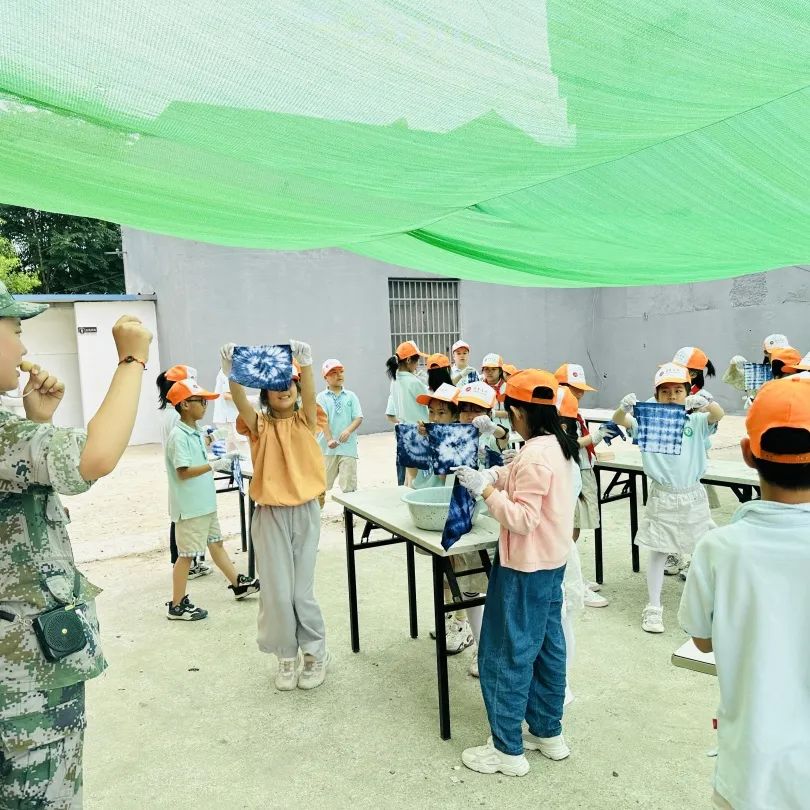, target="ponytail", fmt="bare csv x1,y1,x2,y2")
385,355,399,380
156,371,173,410
705,359,716,378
